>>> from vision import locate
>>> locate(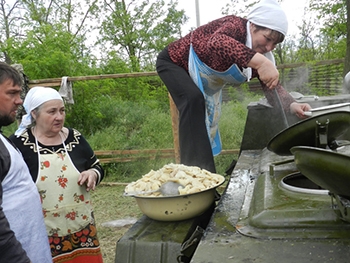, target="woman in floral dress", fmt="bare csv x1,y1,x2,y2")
10,86,104,263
